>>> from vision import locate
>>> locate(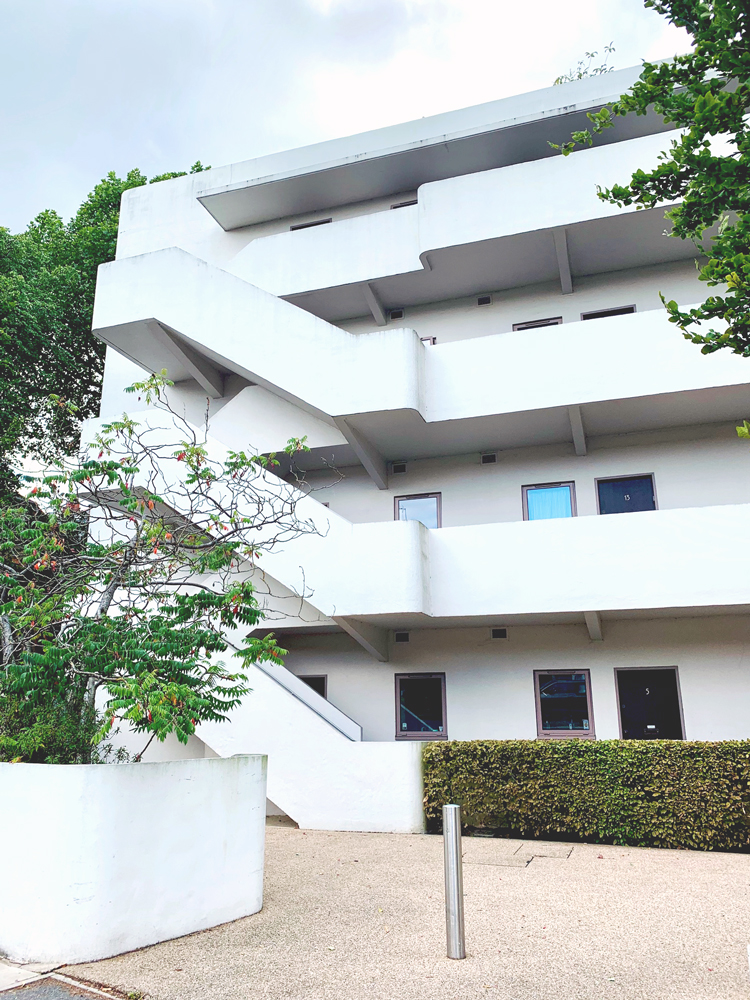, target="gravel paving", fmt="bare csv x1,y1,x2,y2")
64,825,750,1000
